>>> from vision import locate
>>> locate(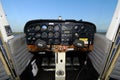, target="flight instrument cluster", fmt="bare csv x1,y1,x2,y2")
24,19,96,47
